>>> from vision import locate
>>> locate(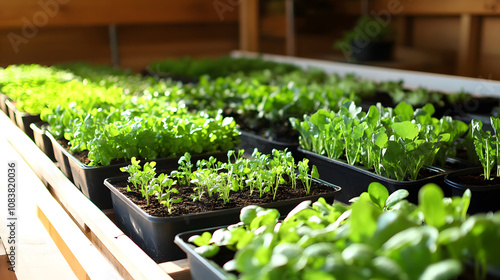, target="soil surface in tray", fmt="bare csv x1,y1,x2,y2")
114,179,336,217
451,174,500,186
